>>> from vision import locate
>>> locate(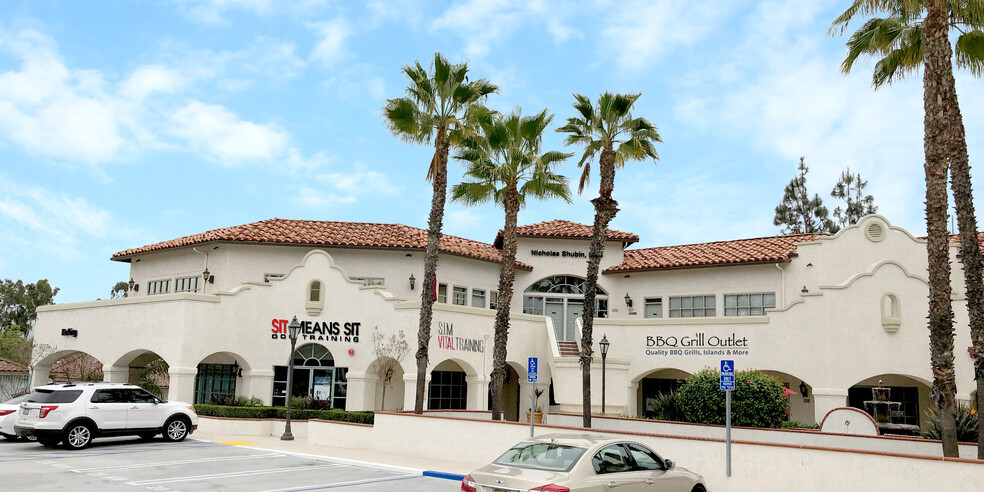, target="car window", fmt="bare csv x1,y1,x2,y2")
625,443,664,471
126,389,158,404
91,389,124,404
26,389,83,403
592,445,633,475
493,442,586,472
